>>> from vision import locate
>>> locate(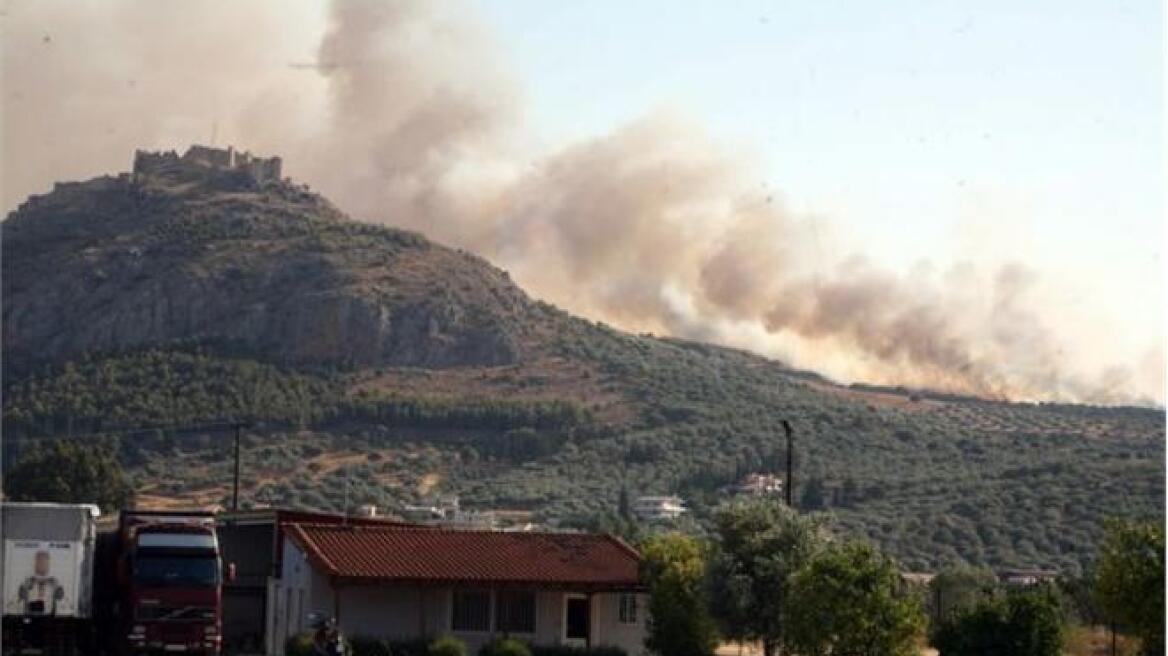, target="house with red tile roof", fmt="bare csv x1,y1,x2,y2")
215,508,413,653
273,523,647,653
